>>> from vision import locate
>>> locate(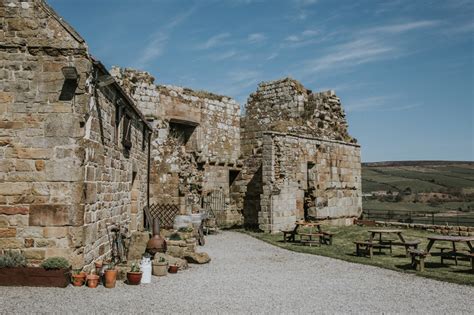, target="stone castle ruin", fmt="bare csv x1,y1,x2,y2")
0,0,361,267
